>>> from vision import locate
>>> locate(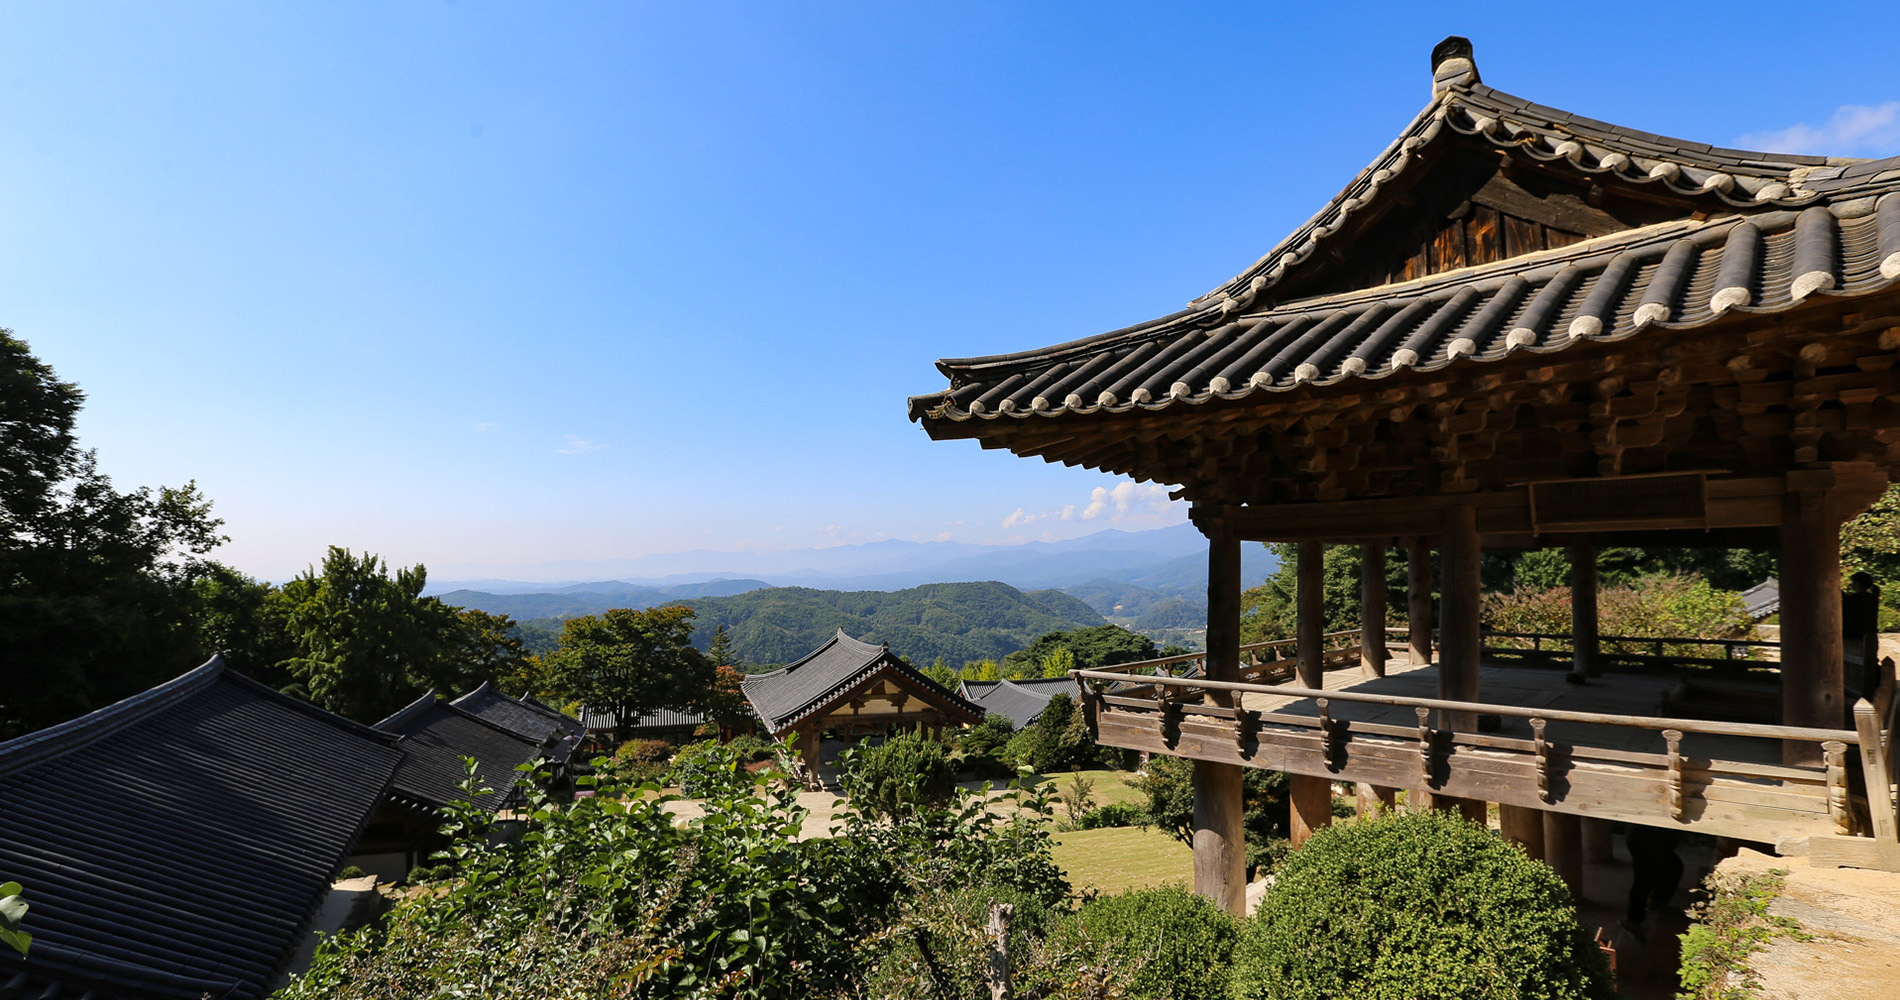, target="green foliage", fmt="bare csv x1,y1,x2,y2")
669,739,742,797
1003,693,1108,774
1843,483,1900,597
1242,543,1407,644
1230,810,1611,1000
851,733,958,816
278,547,527,723
957,714,1016,758
0,881,29,956
680,581,1105,668
1484,573,1757,655
0,331,235,739
1133,755,1289,876
1062,769,1096,824
1053,885,1239,1000
547,605,711,742
335,865,368,880
612,738,674,783
1075,802,1145,830
1676,868,1808,1000
1003,624,1158,676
